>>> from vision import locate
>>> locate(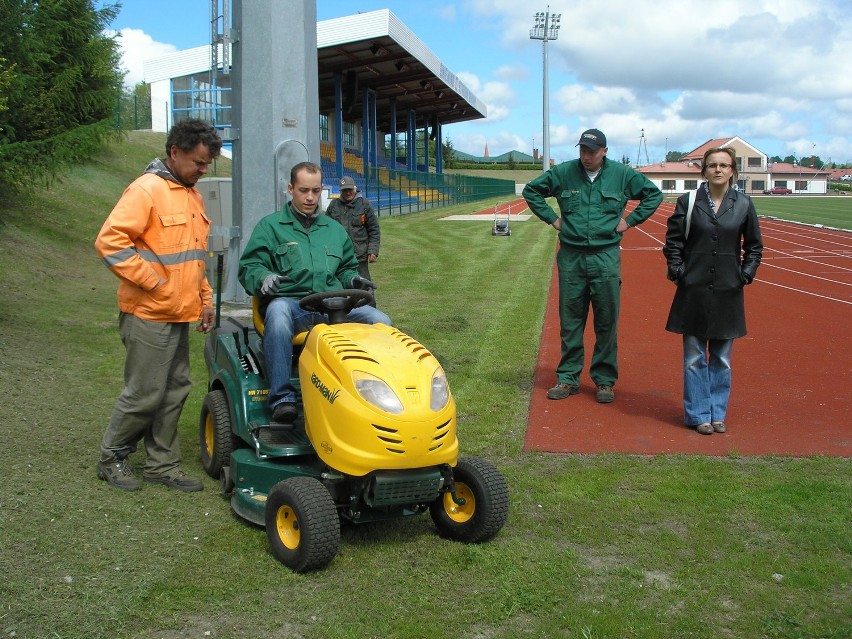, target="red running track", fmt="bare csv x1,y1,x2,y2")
524,200,851,457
